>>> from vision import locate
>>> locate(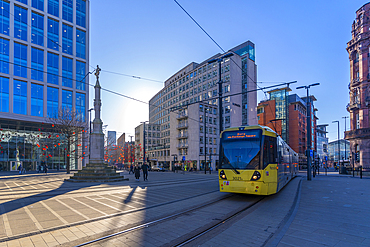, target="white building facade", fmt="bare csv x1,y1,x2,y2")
148,41,257,171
